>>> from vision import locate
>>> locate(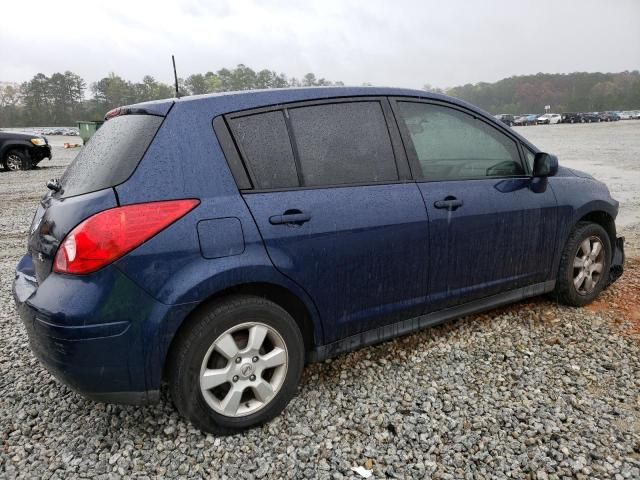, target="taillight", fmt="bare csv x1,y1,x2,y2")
53,199,199,275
